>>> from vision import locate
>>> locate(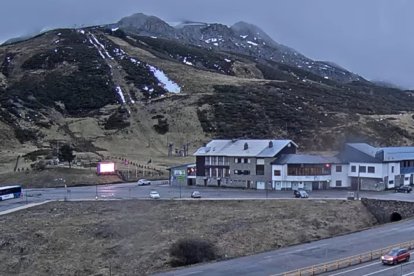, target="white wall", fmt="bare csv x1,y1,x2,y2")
384,162,400,188
331,164,350,187
348,162,383,178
